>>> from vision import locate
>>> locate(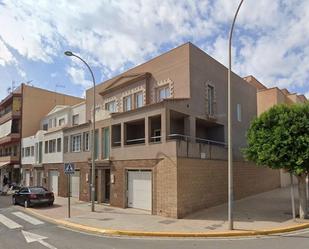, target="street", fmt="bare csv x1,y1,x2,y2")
0,196,309,249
